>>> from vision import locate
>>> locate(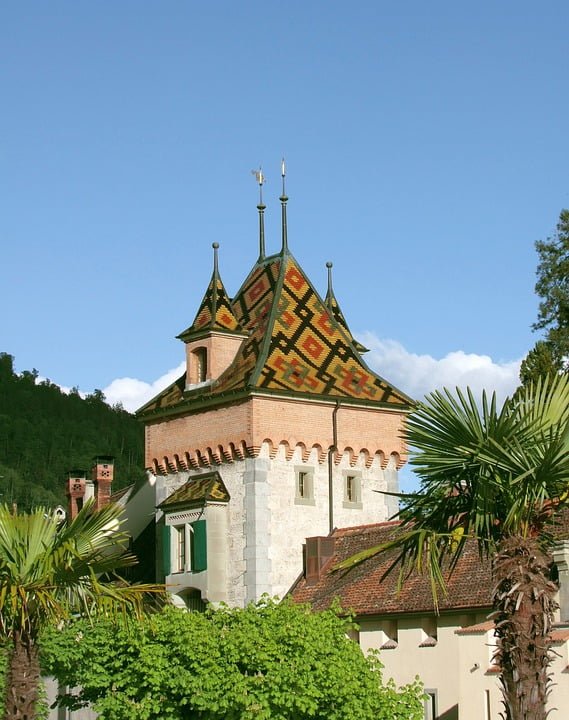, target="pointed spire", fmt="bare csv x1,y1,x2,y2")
280,157,288,254
176,242,244,341
325,261,334,308
211,242,220,318
324,260,370,354
252,167,266,261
